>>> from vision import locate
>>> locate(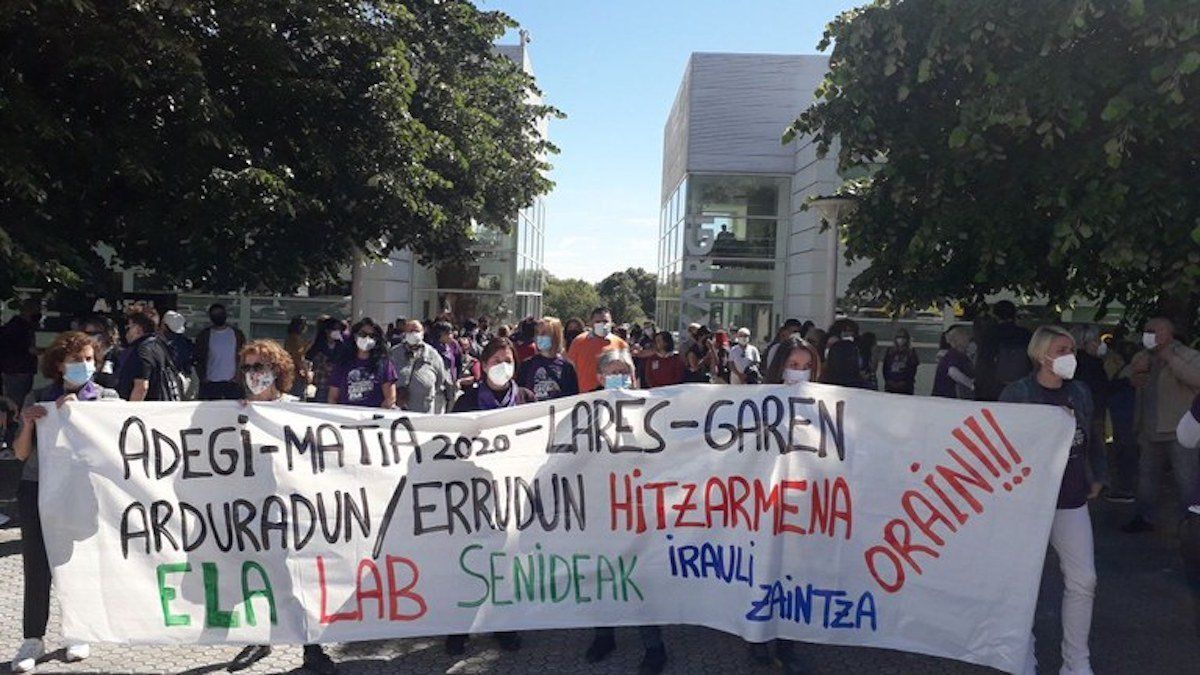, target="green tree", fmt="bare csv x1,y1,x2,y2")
543,275,602,322
788,0,1200,326
0,0,558,297
597,267,656,321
